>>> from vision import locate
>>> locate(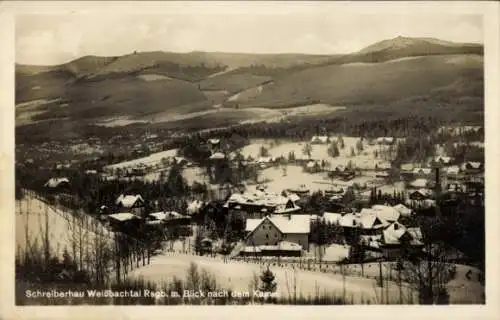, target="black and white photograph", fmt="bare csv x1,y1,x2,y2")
3,0,499,314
